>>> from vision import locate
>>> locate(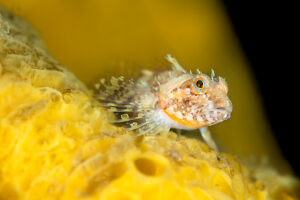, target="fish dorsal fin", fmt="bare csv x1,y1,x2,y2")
165,54,186,73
